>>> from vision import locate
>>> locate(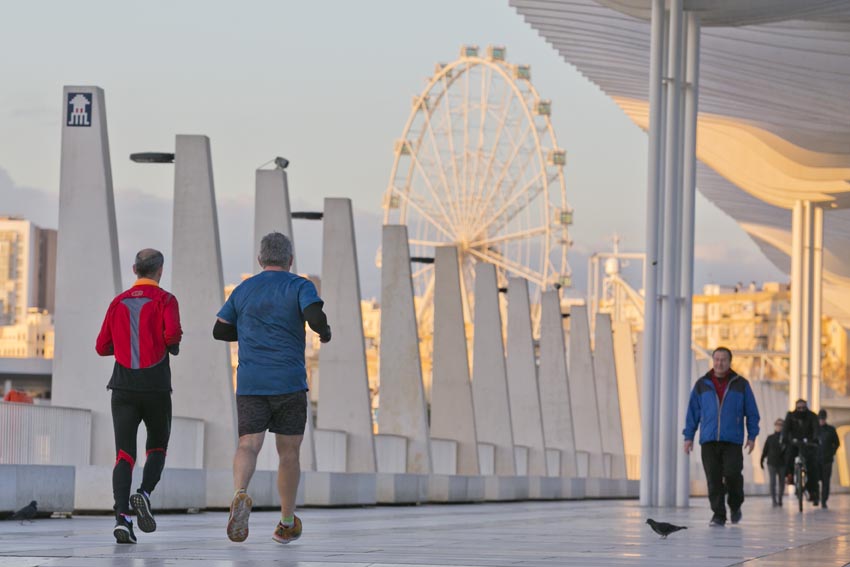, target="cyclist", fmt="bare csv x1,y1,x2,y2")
783,399,820,505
